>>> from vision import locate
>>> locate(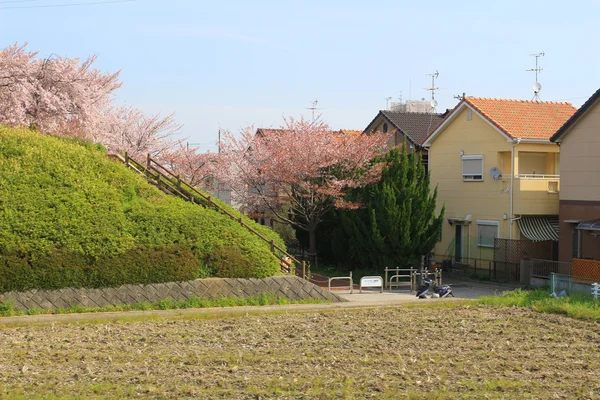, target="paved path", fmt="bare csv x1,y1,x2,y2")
336,278,513,304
